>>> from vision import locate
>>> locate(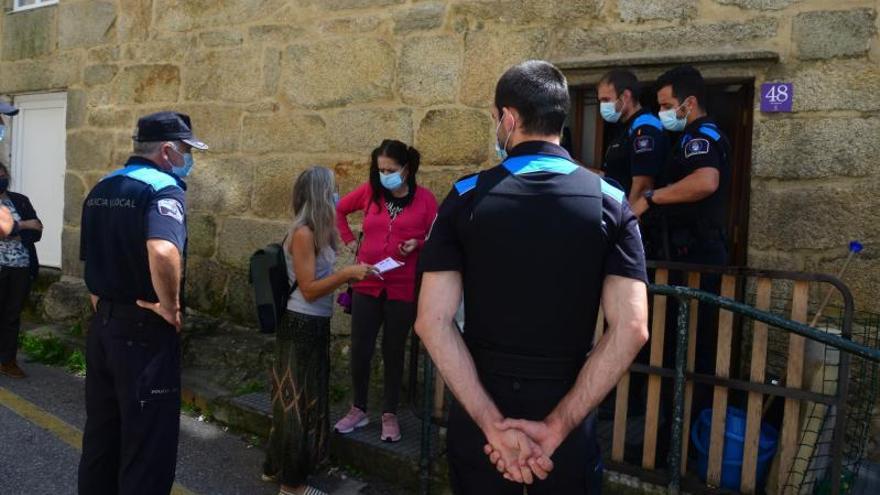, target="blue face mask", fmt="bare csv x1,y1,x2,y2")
0,125,6,143
495,111,513,160
333,192,340,205
380,170,404,191
169,145,195,178
599,101,622,123
659,102,689,132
